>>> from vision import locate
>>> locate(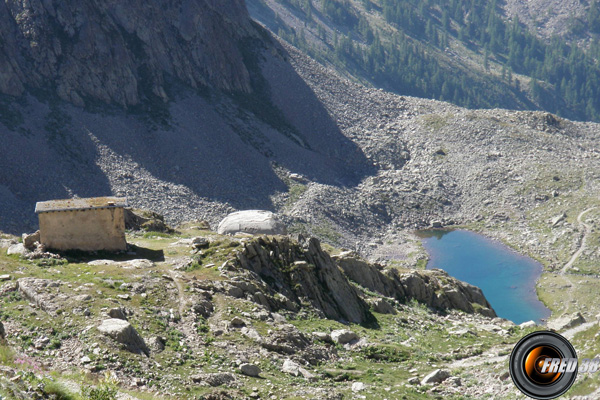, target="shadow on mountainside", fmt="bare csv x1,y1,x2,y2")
0,98,114,234
62,28,374,210
0,27,374,234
